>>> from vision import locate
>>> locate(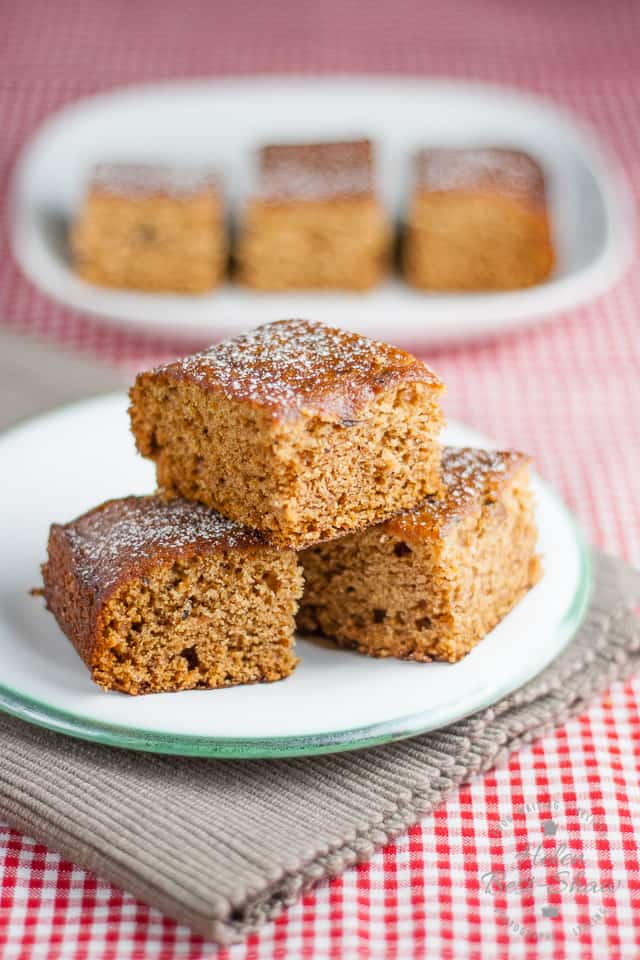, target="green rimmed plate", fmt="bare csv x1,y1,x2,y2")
0,394,591,758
